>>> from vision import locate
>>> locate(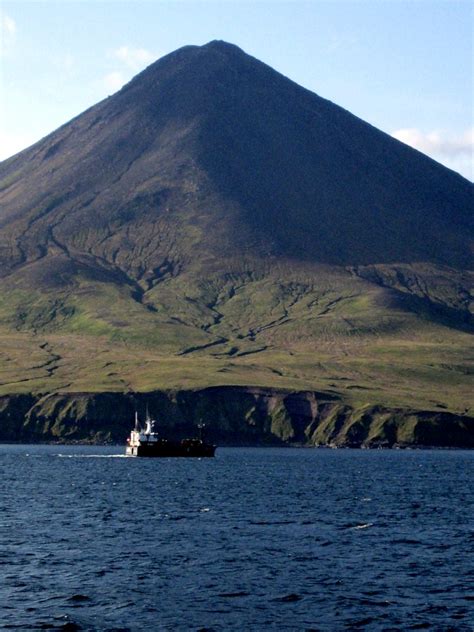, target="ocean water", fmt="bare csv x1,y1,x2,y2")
0,445,473,631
